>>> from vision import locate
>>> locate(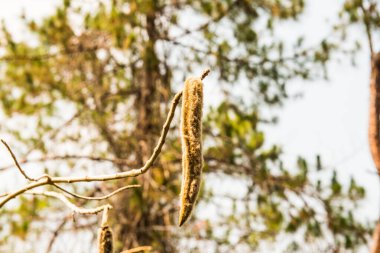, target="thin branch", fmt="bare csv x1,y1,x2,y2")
24,110,83,158
26,190,112,215
162,38,312,68
45,217,69,253
0,90,181,207
200,69,211,80
52,183,140,201
0,52,65,62
0,69,210,209
169,0,239,40
121,246,152,253
1,139,37,181
360,2,374,56
0,155,132,172
0,81,186,208
0,192,9,198
0,46,105,63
